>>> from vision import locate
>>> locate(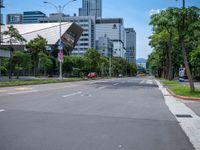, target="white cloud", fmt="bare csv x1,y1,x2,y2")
149,9,162,16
